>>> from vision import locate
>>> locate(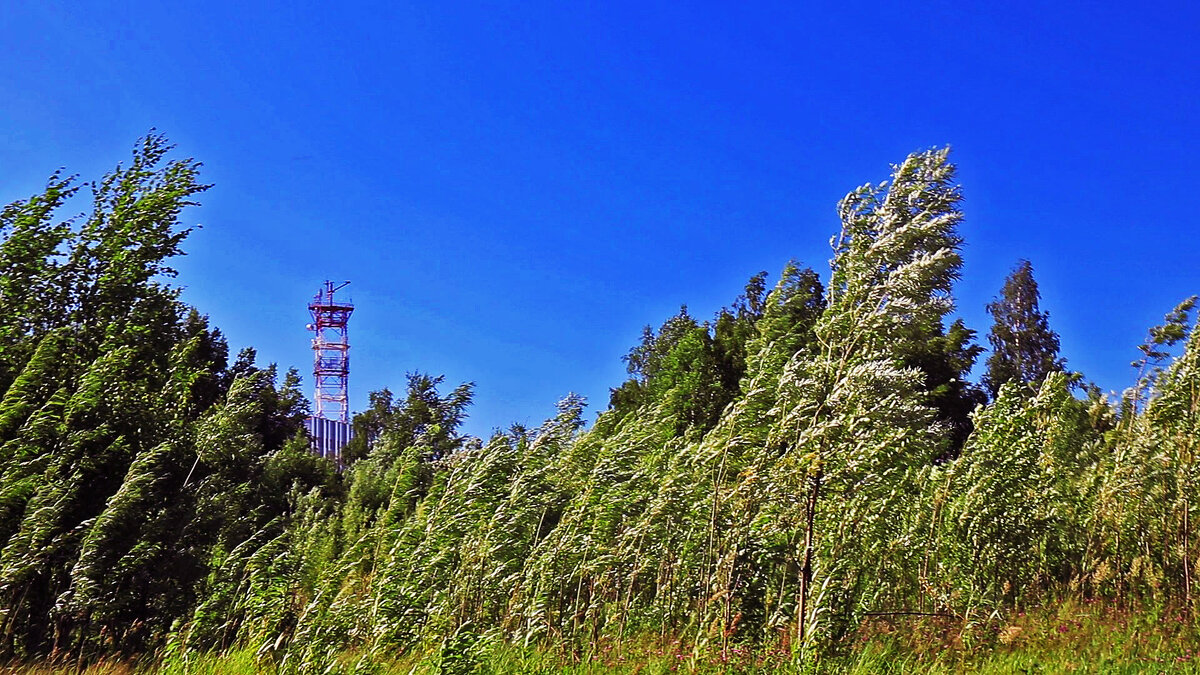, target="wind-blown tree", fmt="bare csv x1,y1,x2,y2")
1128,296,1197,412
933,371,1098,615
983,259,1065,398
761,147,967,653
0,135,332,660
506,261,828,651
1129,300,1200,608
137,144,1200,673
1087,296,1200,605
0,172,76,392
182,374,491,666
0,135,211,658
